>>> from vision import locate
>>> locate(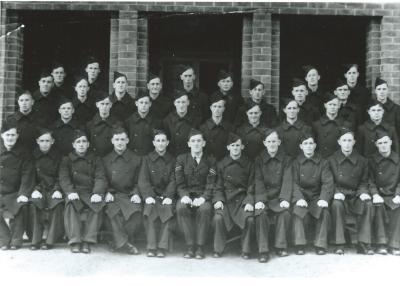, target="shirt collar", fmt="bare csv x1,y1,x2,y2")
298,152,321,164
149,150,173,162
336,150,358,165
374,151,399,164
110,149,132,163
281,119,305,130
261,149,285,164
54,118,80,129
